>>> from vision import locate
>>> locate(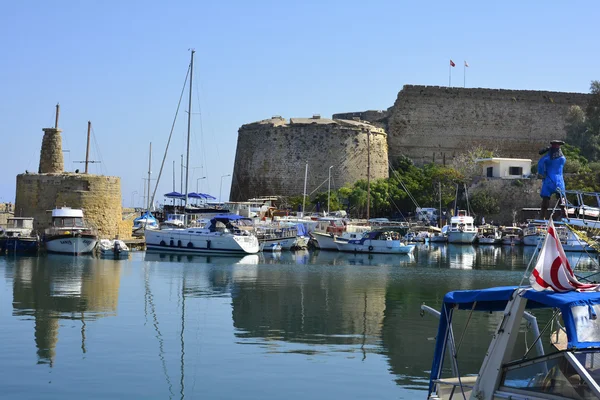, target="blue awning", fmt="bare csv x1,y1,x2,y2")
164,191,184,199
212,214,250,221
